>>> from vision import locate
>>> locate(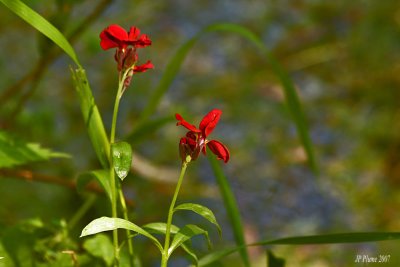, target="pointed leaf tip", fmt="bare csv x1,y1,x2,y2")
174,203,222,236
